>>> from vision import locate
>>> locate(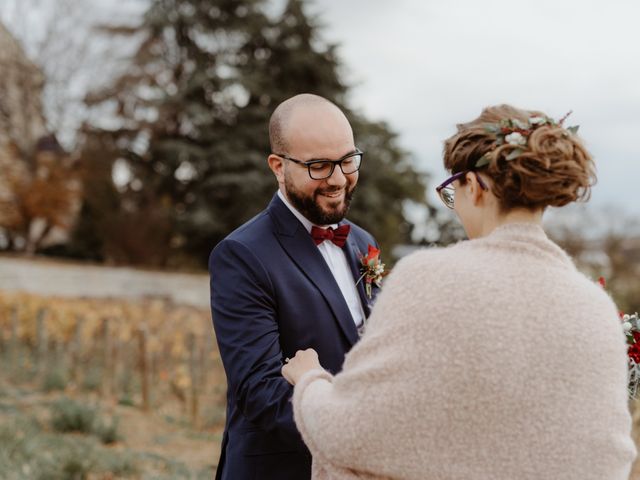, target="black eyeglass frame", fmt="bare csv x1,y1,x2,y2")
435,170,489,209
272,149,364,180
